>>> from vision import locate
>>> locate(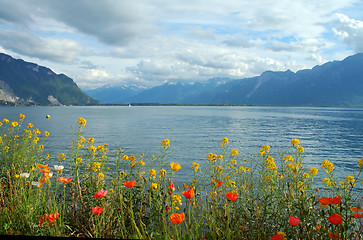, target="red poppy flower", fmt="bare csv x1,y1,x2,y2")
328,213,342,225
57,177,72,183
37,164,48,169
288,216,300,226
353,213,363,218
212,179,223,187
47,213,59,223
318,196,341,205
350,207,363,212
93,189,108,198
92,206,103,215
182,188,195,199
39,167,51,173
226,192,238,201
123,180,136,188
329,230,340,240
169,212,185,224
269,234,283,240
38,215,46,227
168,184,175,192
165,206,171,212
181,185,192,189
